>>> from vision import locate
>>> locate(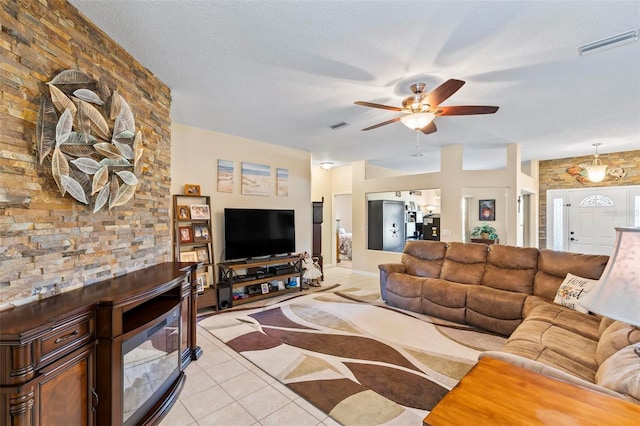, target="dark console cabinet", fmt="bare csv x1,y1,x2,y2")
0,262,200,426
312,200,324,278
